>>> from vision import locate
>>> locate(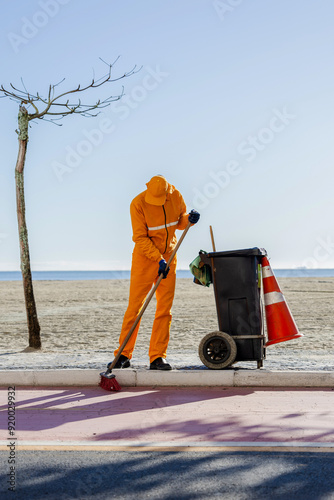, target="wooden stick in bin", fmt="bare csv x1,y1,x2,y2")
210,225,216,252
